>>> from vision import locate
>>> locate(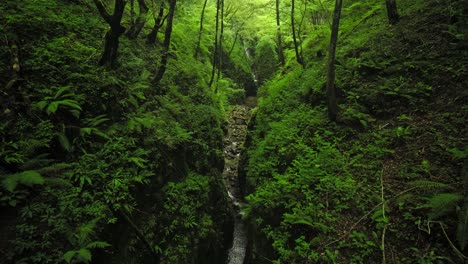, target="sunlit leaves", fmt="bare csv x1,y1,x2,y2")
1,170,44,193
